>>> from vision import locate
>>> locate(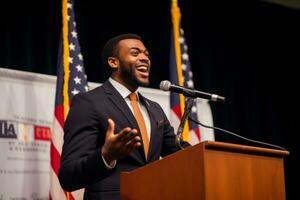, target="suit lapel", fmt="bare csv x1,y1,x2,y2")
103,81,137,128
103,81,146,163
